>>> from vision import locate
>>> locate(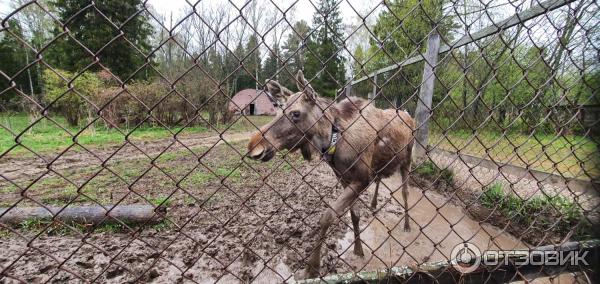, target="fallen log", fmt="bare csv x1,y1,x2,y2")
0,205,166,226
